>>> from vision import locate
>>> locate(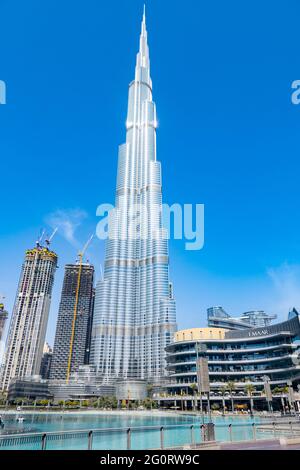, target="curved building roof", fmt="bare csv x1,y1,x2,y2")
174,328,228,342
